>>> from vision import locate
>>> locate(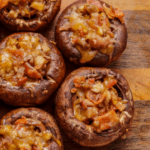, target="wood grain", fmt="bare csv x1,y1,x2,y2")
115,69,150,100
